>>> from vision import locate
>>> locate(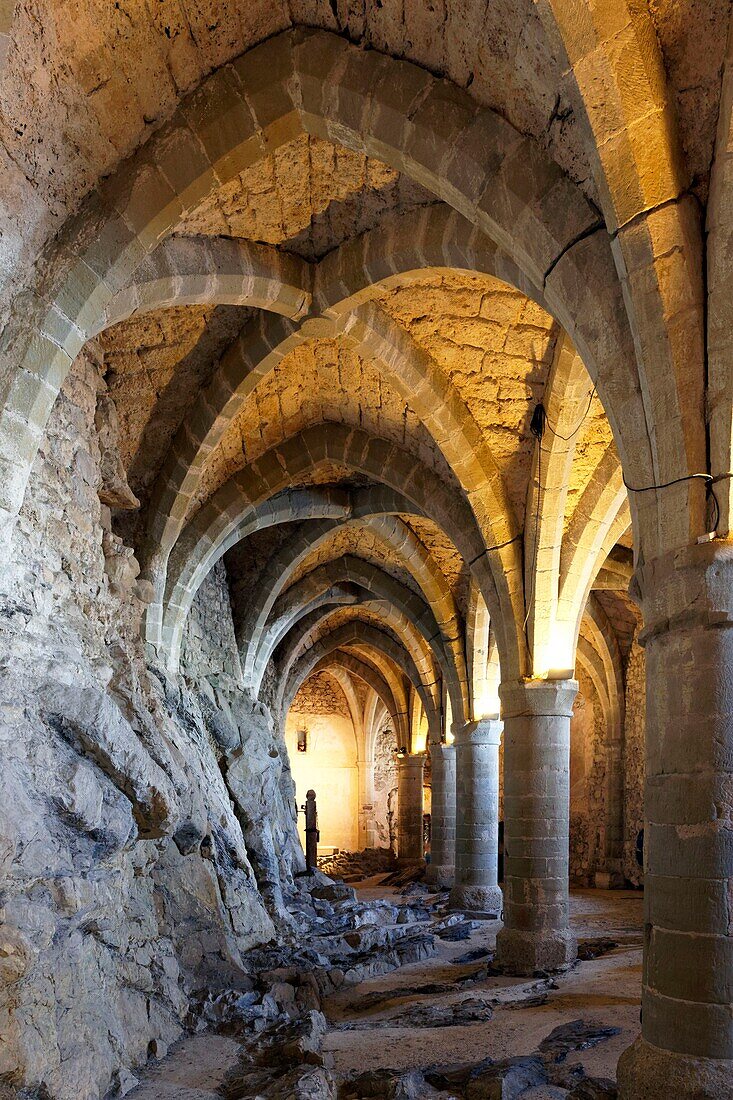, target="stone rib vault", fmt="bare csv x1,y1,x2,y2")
0,7,731,1099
